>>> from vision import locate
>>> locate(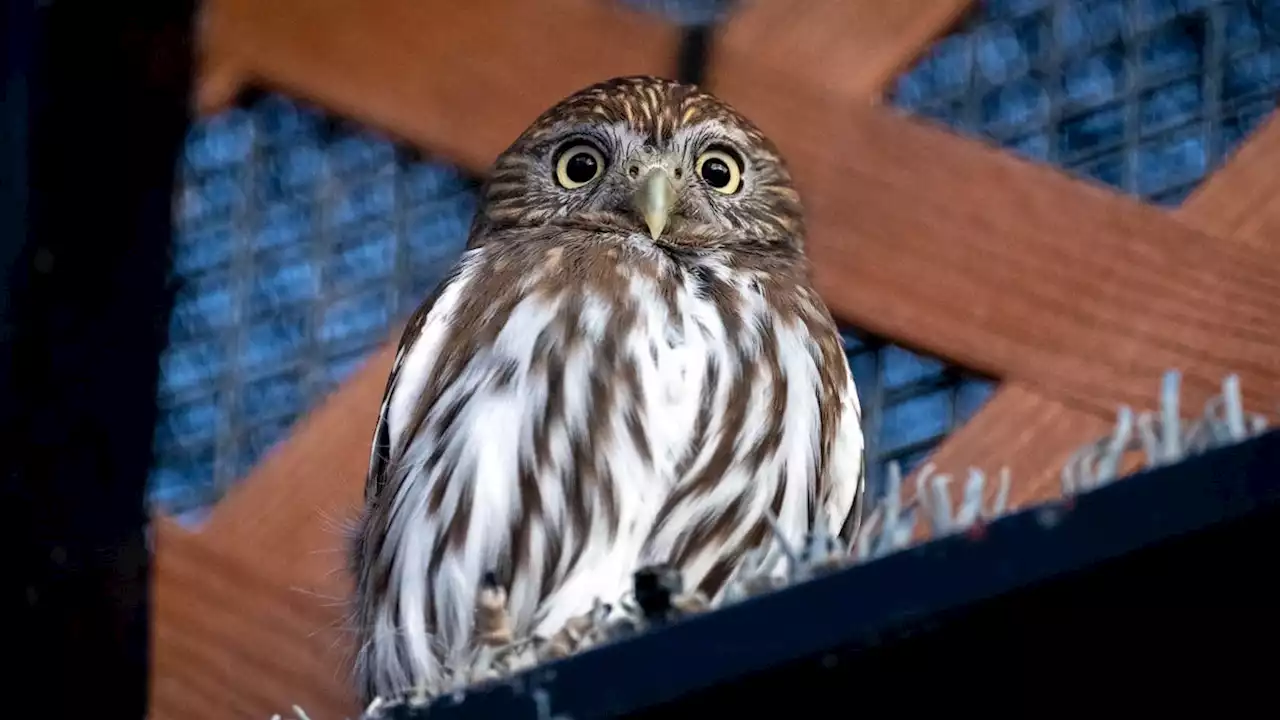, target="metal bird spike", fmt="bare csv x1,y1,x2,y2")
1190,373,1269,450
1061,404,1135,494
916,462,1012,538
854,460,919,562
797,503,849,576
720,546,772,604
1062,370,1270,496
761,508,803,582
